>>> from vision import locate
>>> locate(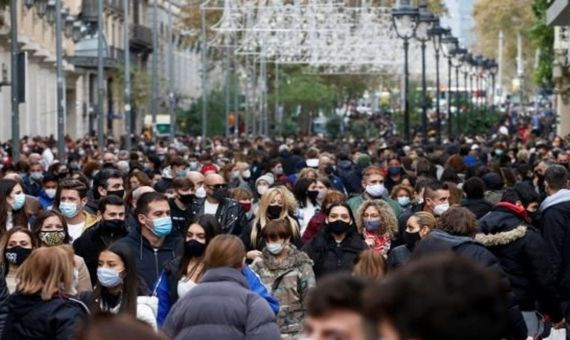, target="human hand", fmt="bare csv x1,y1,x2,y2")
247,250,263,260
552,318,566,329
